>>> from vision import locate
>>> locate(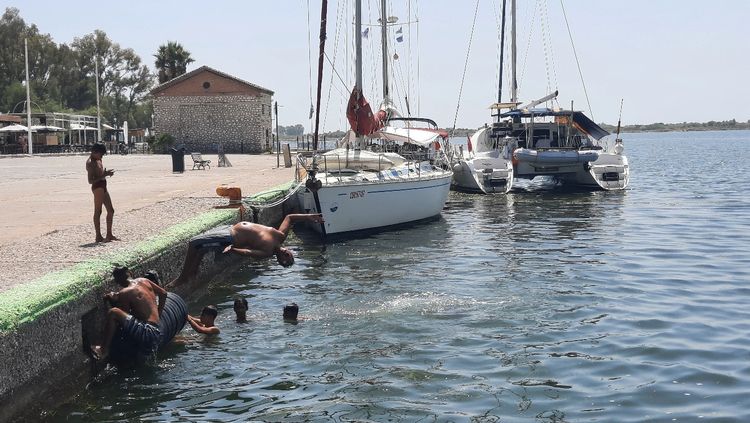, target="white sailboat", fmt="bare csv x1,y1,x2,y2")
455,0,628,192
296,0,453,236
